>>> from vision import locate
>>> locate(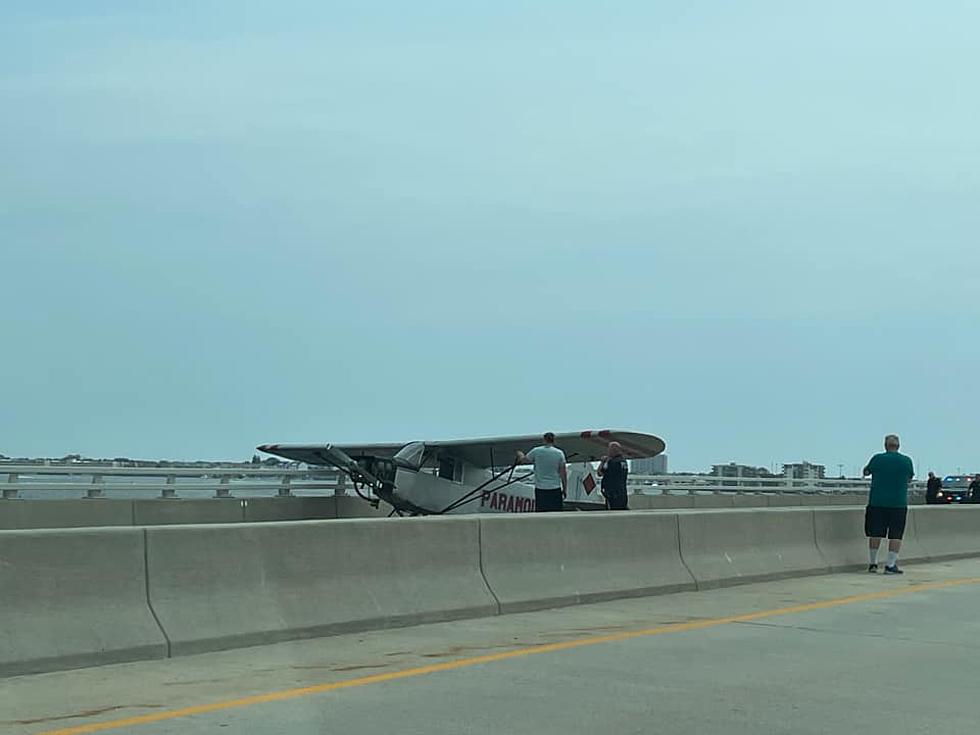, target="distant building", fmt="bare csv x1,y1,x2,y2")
782,462,825,480
632,454,668,475
711,462,776,487
711,463,772,478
